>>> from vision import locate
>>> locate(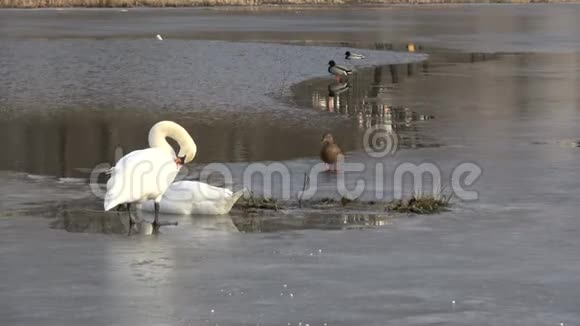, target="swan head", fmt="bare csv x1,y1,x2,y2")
328,60,336,67
176,141,197,165
321,132,335,144
148,121,197,164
